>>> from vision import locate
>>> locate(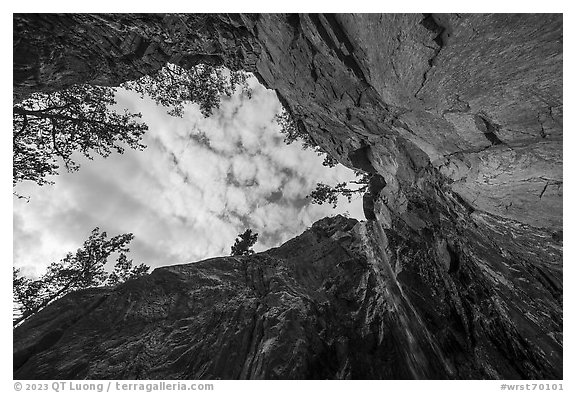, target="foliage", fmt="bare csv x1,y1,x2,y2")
274,108,339,168
106,253,150,287
13,63,251,189
230,229,259,256
13,84,148,187
274,108,315,148
122,63,251,118
274,107,373,209
322,154,339,168
308,172,371,208
13,228,149,326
